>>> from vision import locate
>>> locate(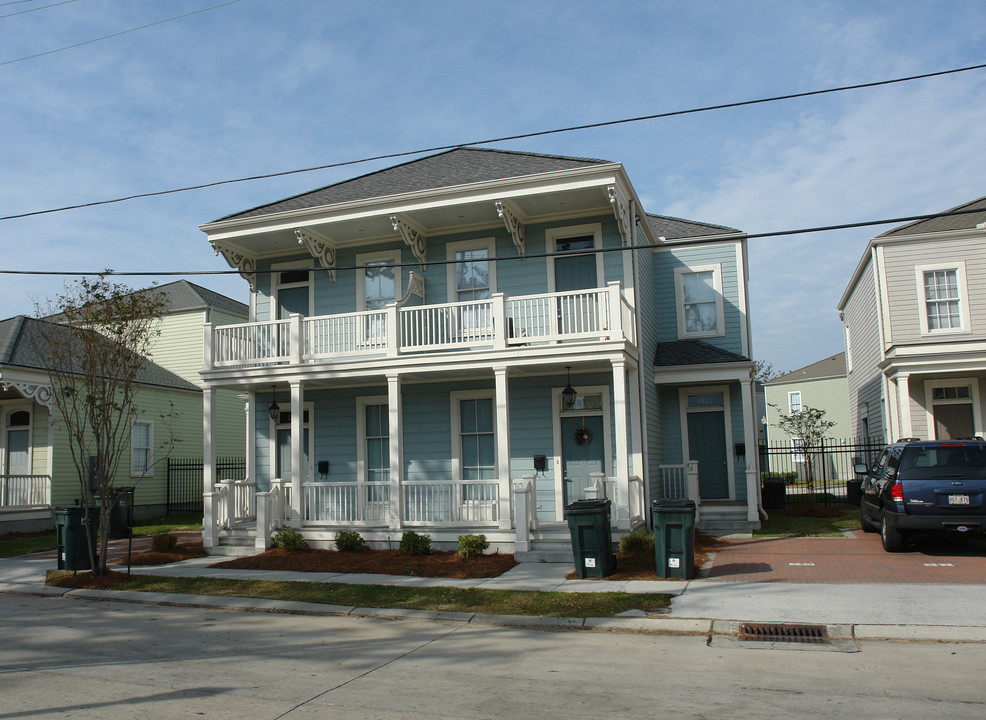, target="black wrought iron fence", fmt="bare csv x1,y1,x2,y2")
166,457,246,515
758,437,884,505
